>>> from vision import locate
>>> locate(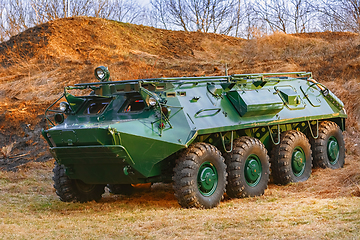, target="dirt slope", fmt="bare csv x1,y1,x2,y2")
0,16,359,195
